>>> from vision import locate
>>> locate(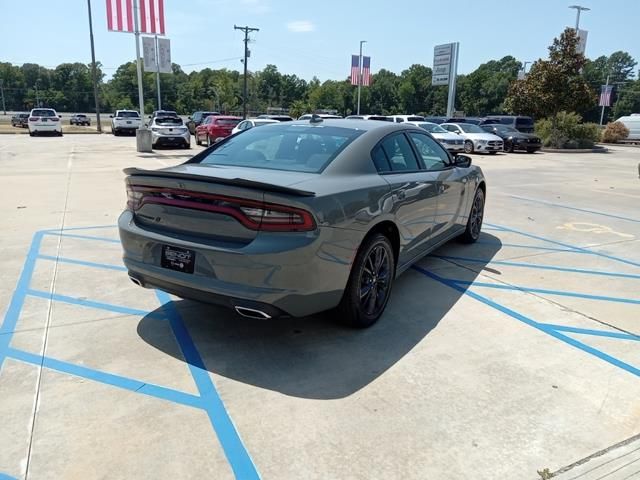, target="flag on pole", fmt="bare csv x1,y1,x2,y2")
106,0,165,35
350,55,359,85
599,85,613,107
362,56,371,86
